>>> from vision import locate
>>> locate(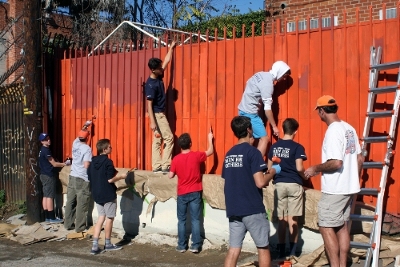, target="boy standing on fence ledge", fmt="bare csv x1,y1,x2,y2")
222,116,281,267
38,132,70,223
267,118,307,258
238,61,291,157
88,139,126,255
168,129,214,253
145,41,177,174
